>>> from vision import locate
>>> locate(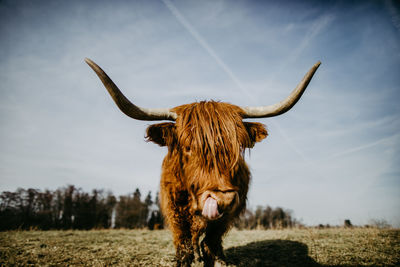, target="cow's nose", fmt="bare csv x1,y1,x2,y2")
211,190,238,216
219,191,238,208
